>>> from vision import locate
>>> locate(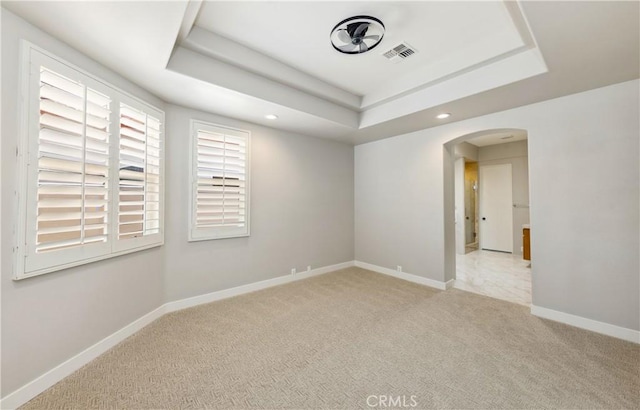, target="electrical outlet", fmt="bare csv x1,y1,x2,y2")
397,265,402,272
306,265,311,272
291,268,296,275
